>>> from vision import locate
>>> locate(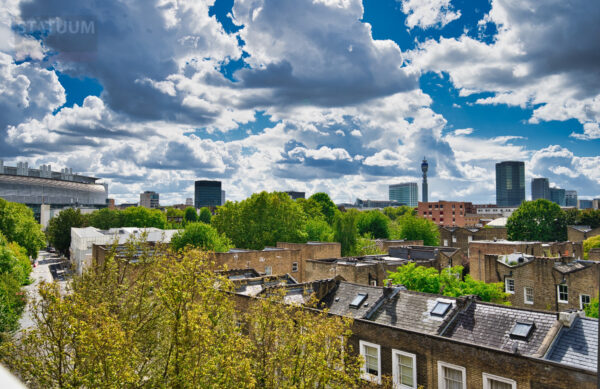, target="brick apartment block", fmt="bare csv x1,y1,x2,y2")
439,226,508,252
417,201,475,227
93,241,340,282
232,277,598,388
303,246,462,286
469,240,592,311
568,225,600,242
